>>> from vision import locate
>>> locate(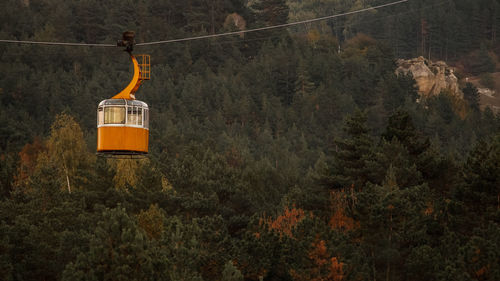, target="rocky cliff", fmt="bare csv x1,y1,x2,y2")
396,57,463,99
